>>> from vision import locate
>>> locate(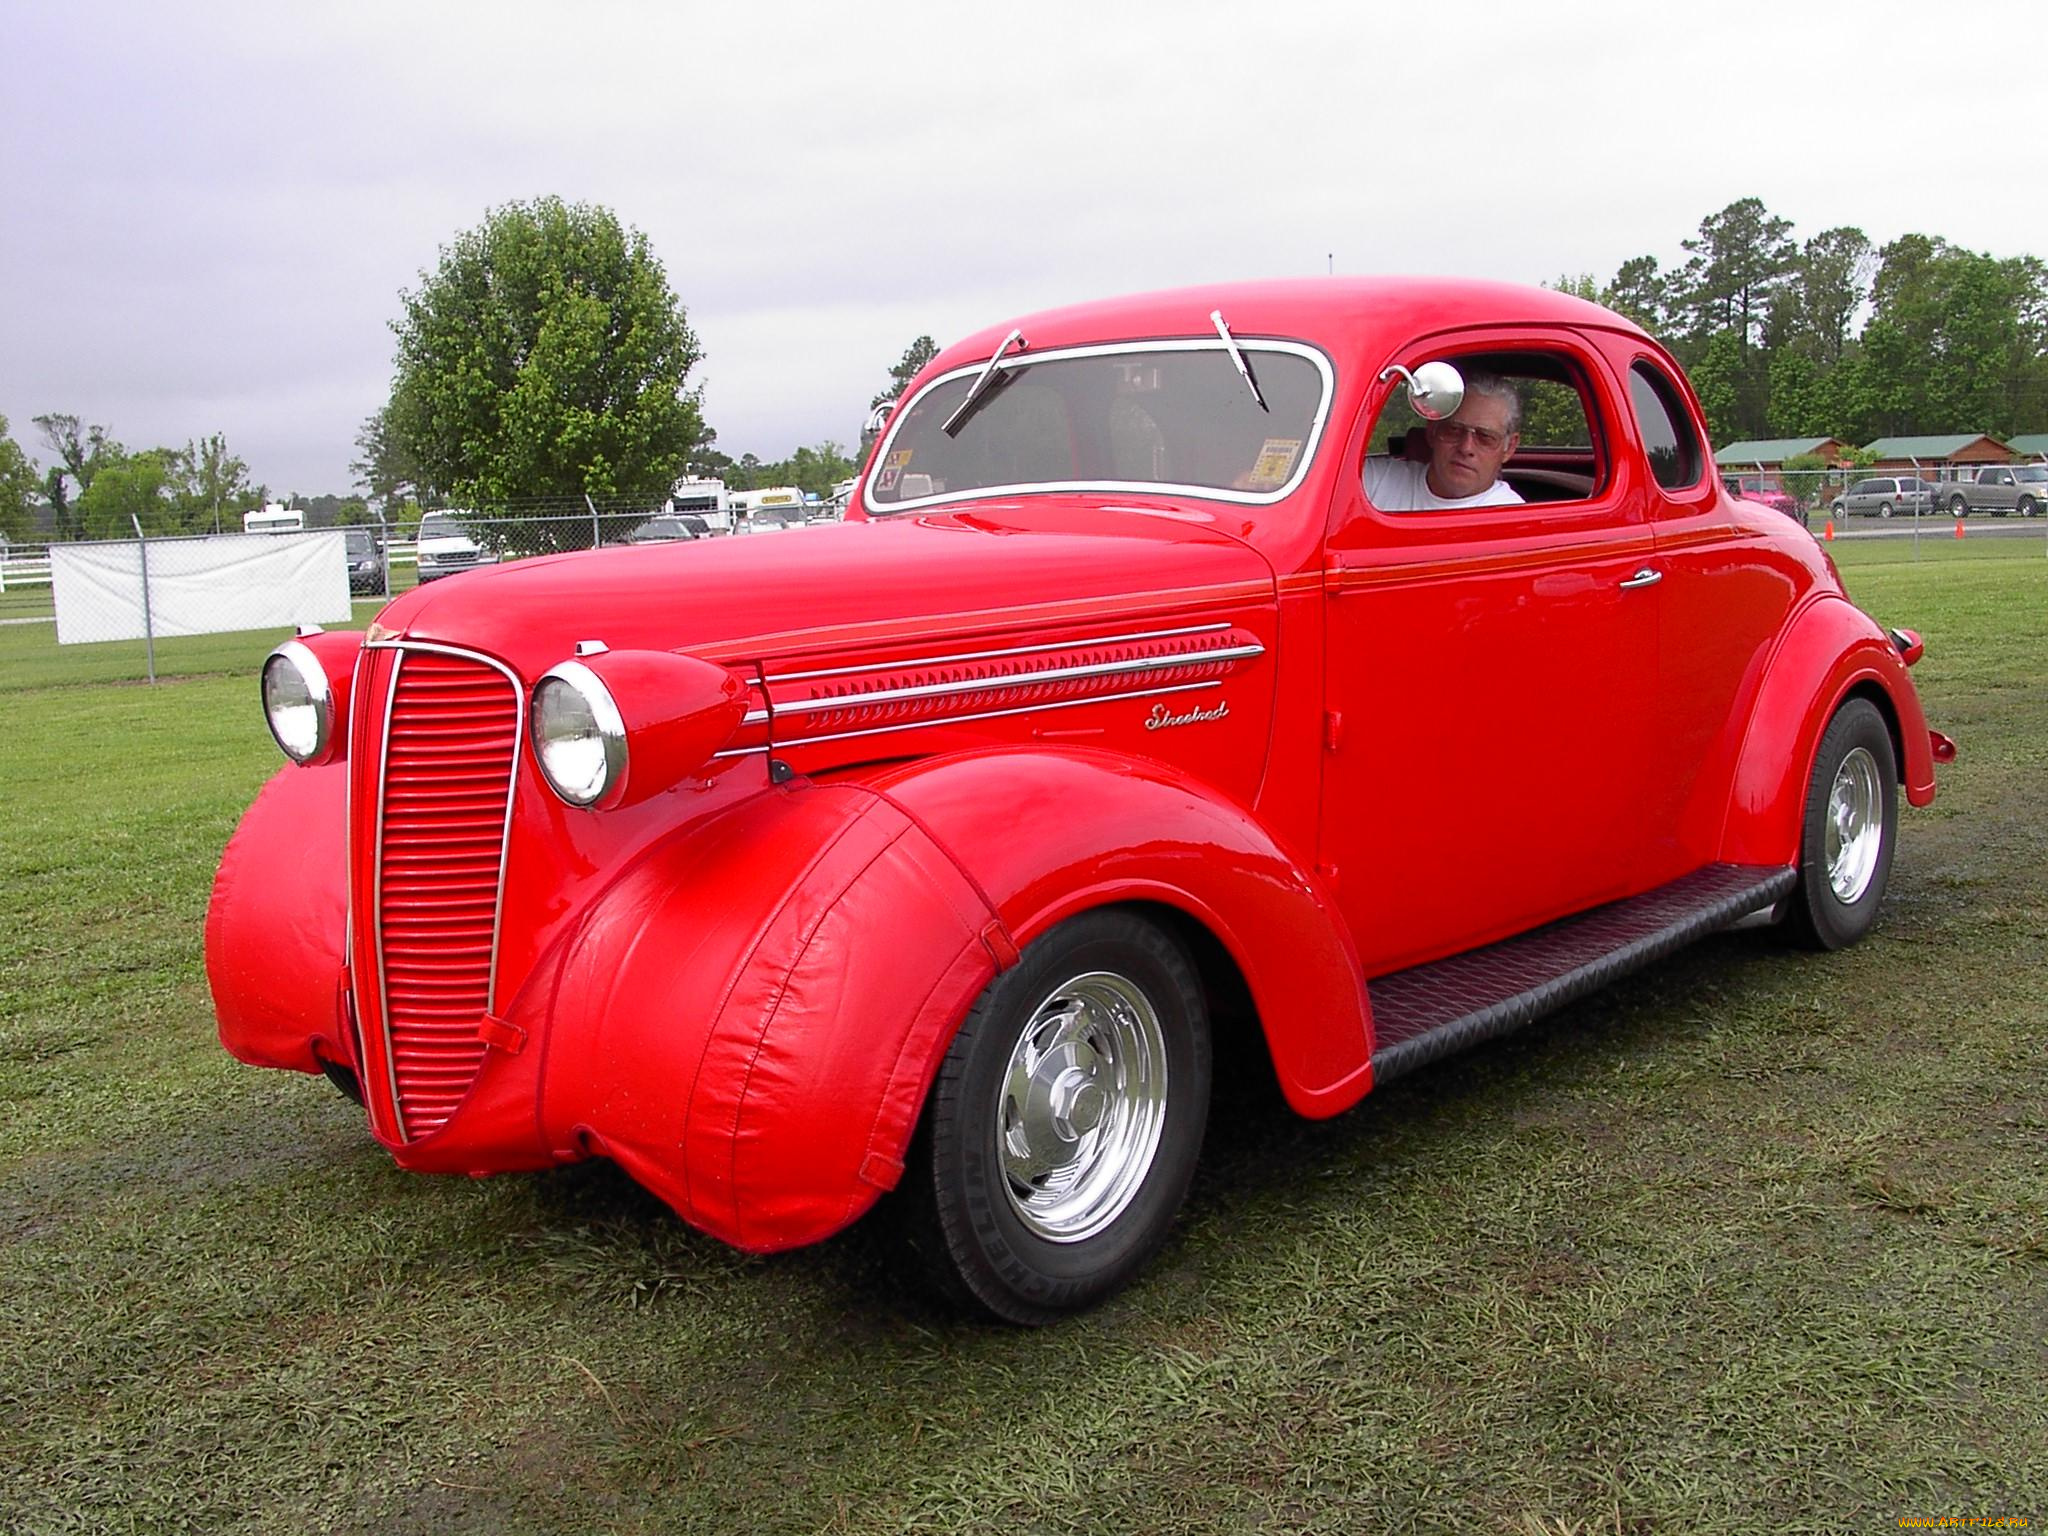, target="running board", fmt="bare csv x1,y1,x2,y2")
1367,863,1797,1085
